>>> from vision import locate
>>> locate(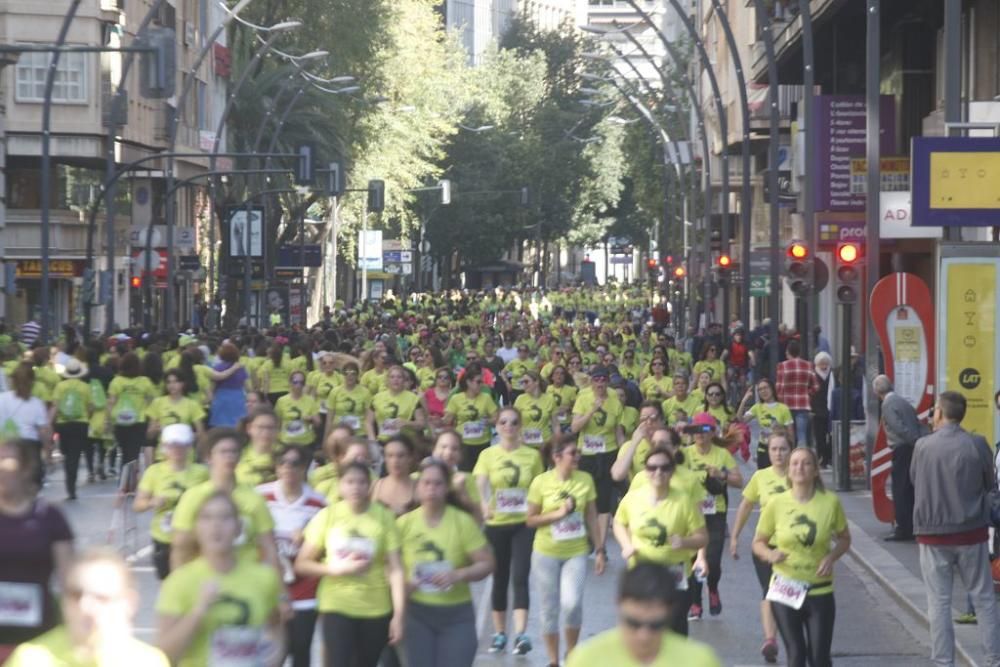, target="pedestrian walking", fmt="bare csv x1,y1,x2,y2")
911,391,1000,667
774,340,816,448
874,375,922,541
